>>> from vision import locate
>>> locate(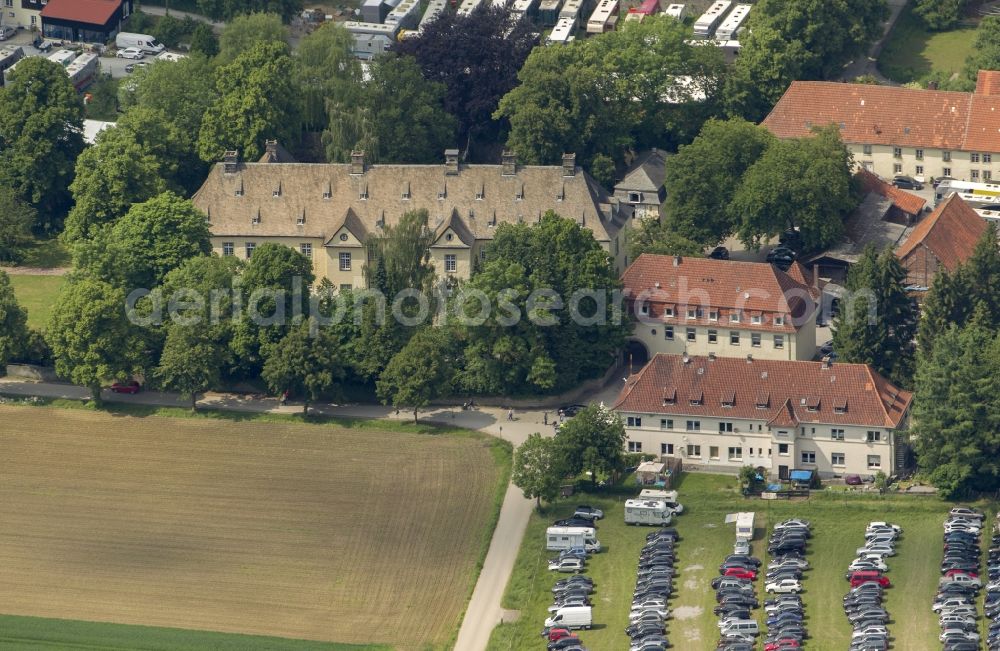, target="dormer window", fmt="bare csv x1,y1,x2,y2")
689,391,703,406
834,398,848,414
235,180,244,197
297,211,305,226
664,307,674,317
755,392,769,409
662,388,676,405
445,233,454,242
804,396,820,412
252,211,261,225
775,315,784,326
709,310,718,321
639,304,649,315
730,311,741,323
476,184,484,201
359,183,368,200
323,190,332,200
516,183,524,201
556,183,565,202
402,181,411,200
273,184,281,198
751,314,762,325
721,389,735,408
